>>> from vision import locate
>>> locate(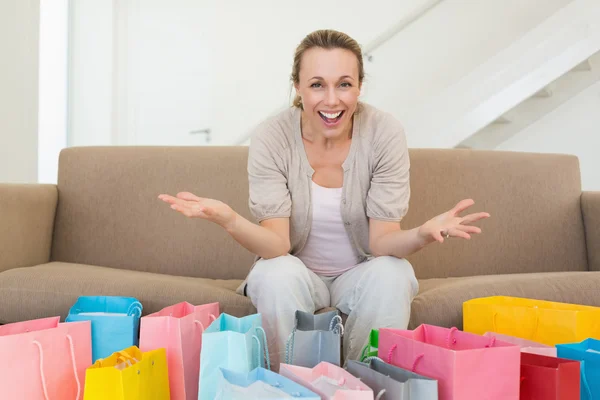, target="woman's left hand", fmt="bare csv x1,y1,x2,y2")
418,199,490,244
